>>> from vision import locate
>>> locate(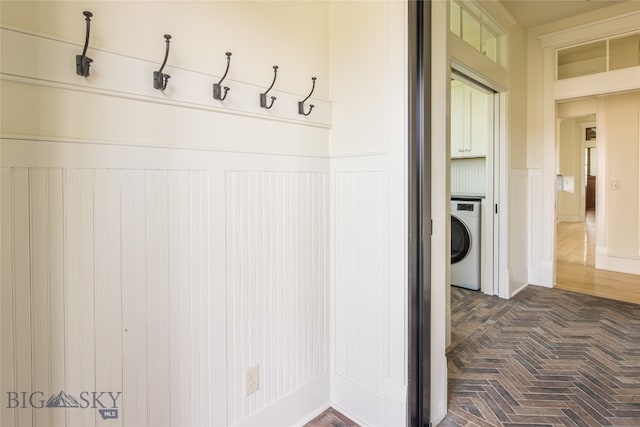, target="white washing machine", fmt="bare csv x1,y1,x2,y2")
451,199,481,290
